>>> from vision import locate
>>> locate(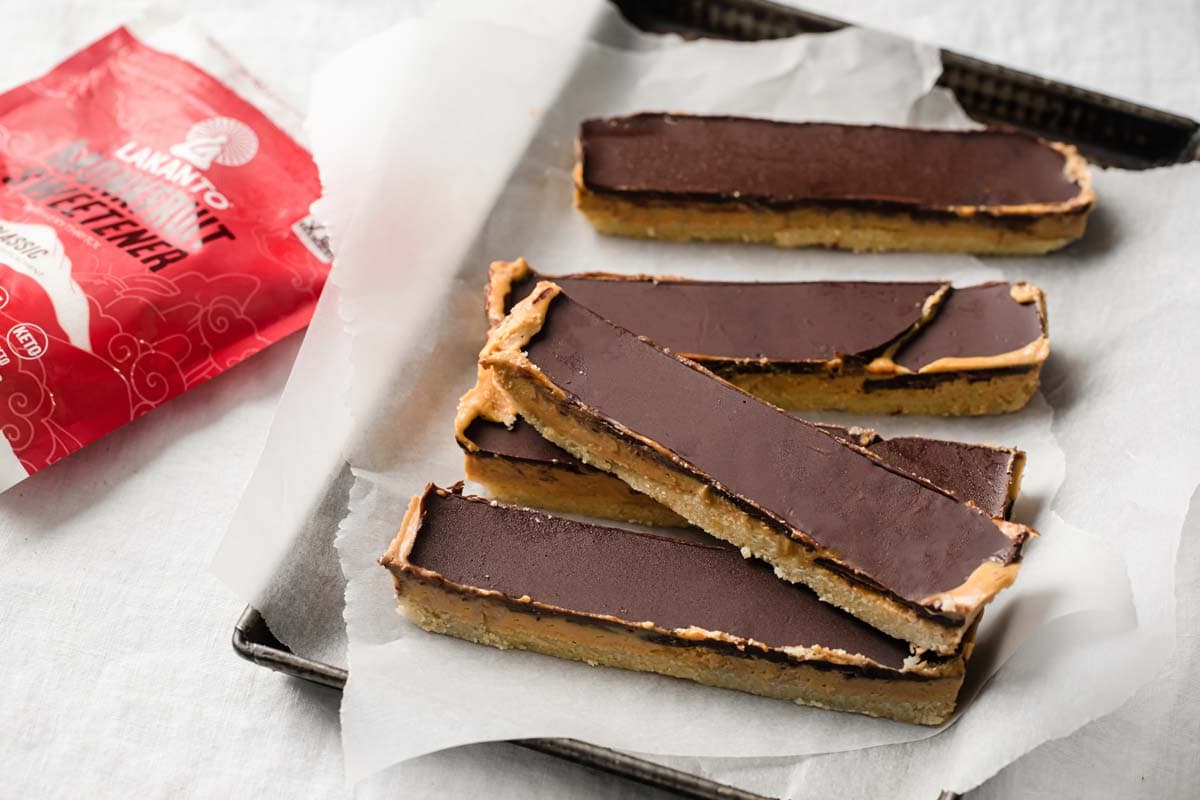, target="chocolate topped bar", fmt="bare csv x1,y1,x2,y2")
462,416,1023,520
383,485,972,724
581,114,1083,209
480,283,1033,652
574,114,1094,254
523,292,1019,602
408,487,909,668
489,260,1049,415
